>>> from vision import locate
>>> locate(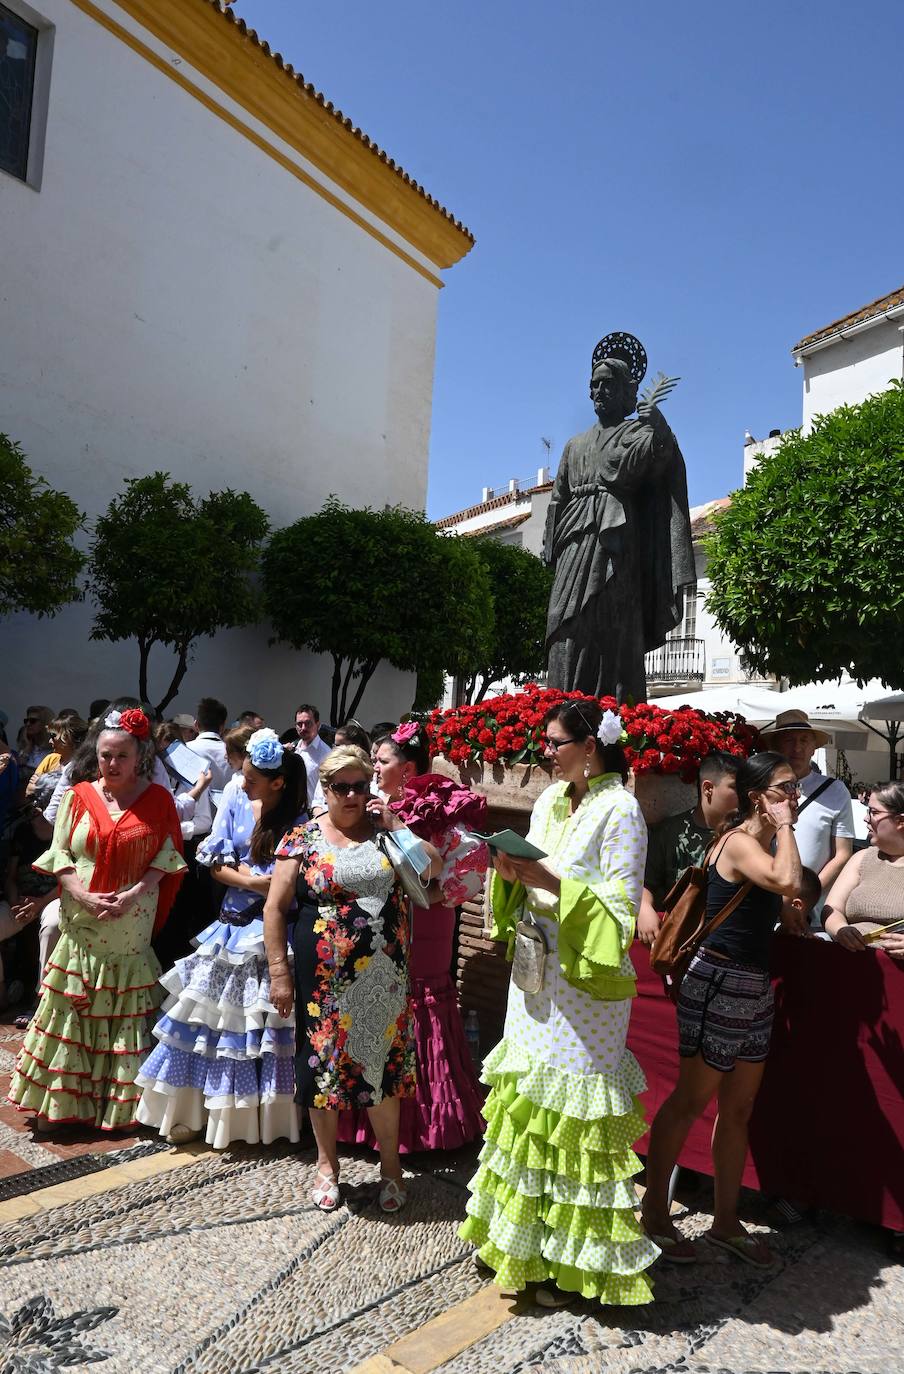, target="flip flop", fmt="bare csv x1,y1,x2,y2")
647,1232,698,1264
706,1232,776,1268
